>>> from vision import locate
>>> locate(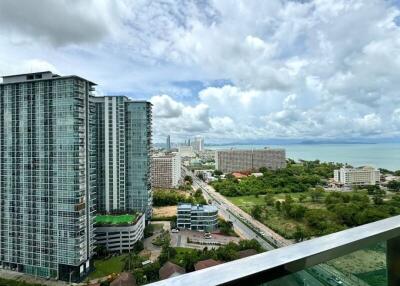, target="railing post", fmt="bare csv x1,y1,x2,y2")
387,236,400,286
